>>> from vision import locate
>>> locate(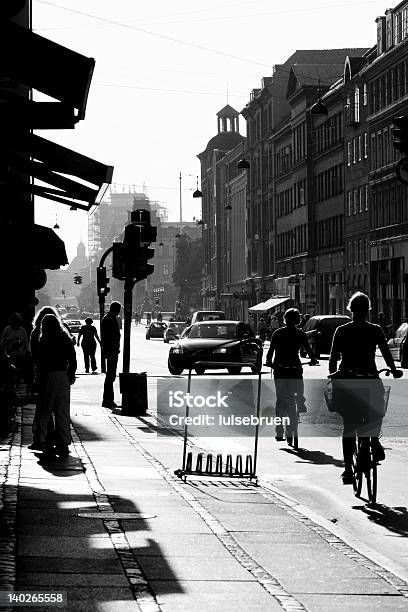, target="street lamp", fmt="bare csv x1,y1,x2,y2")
237,140,250,170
